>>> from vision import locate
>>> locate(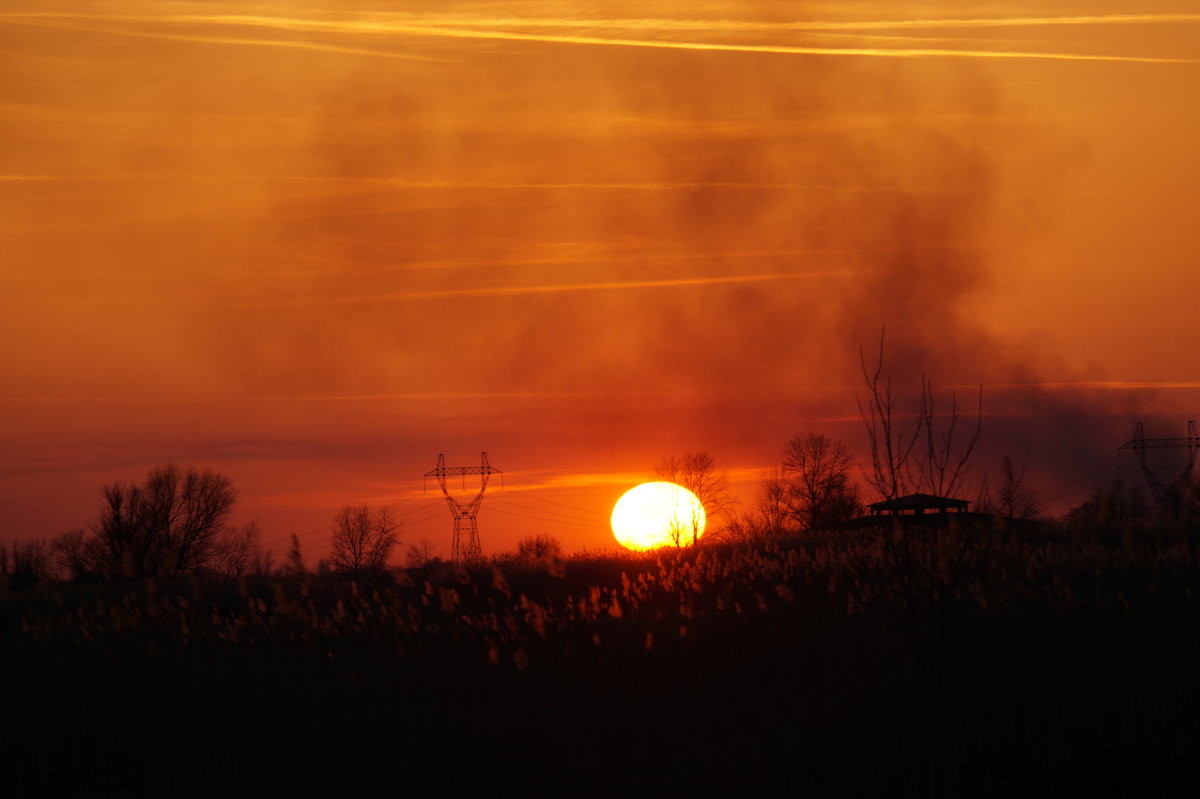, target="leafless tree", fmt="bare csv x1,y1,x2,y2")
211,520,267,578
93,464,237,579
917,376,983,500
782,433,862,531
755,468,793,536
724,467,808,542
404,538,438,569
859,329,982,501
858,330,922,501
654,451,738,544
52,529,109,582
331,505,401,578
720,513,759,544
517,534,563,560
0,539,51,592
977,457,1039,520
